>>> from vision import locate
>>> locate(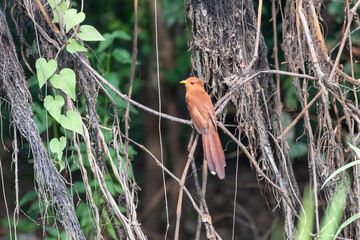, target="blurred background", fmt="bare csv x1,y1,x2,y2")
1,0,360,239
